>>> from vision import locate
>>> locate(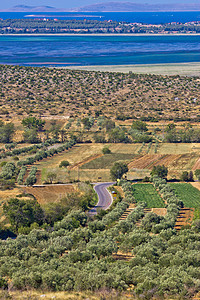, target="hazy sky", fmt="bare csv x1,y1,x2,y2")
0,0,197,9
